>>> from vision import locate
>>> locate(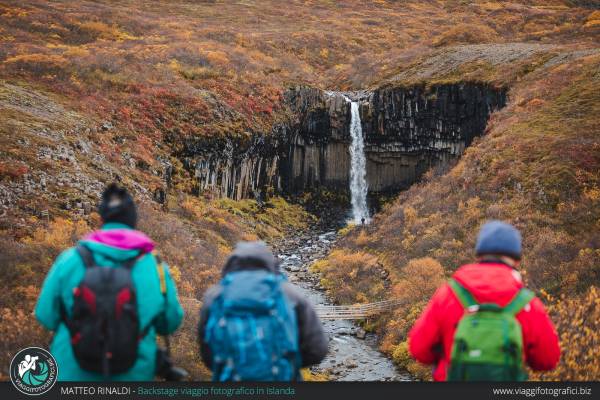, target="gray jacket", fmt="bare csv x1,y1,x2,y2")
198,242,328,370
